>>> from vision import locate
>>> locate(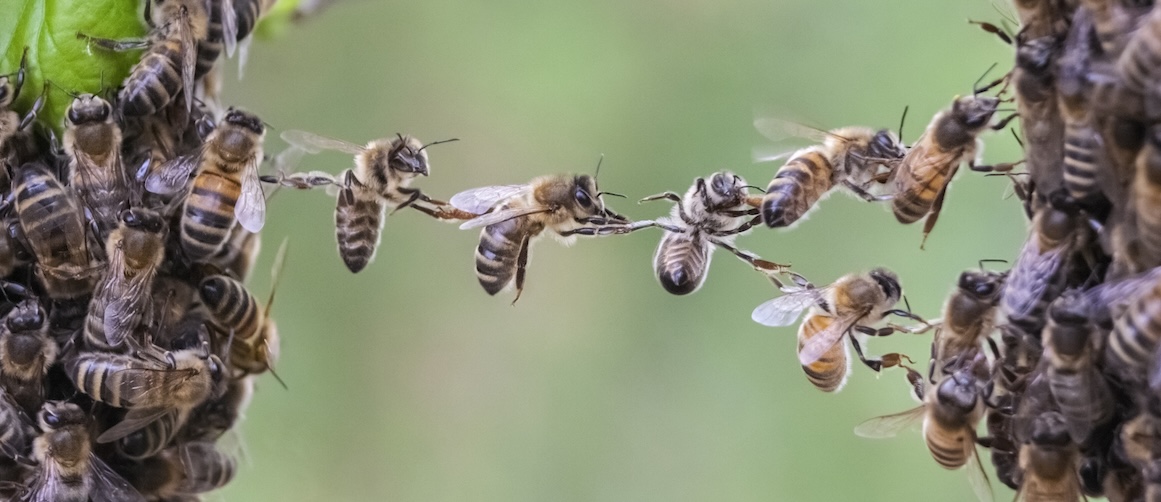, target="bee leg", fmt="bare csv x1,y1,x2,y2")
638,192,682,204
75,33,150,52
901,365,925,400
510,235,531,306
919,182,951,250
847,334,884,372
710,239,789,272
968,20,1013,46
969,158,1024,173
8,47,27,102
840,180,893,202
389,188,423,216
985,336,1001,360
990,112,1019,131
16,83,45,132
